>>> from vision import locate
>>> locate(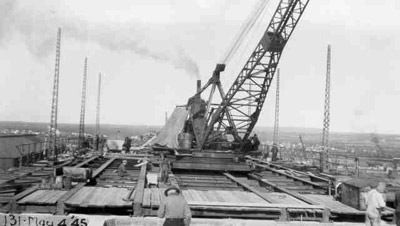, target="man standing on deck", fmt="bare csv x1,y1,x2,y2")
251,134,260,151
158,186,191,226
117,160,128,177
365,182,386,226
160,153,171,184
271,143,279,162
